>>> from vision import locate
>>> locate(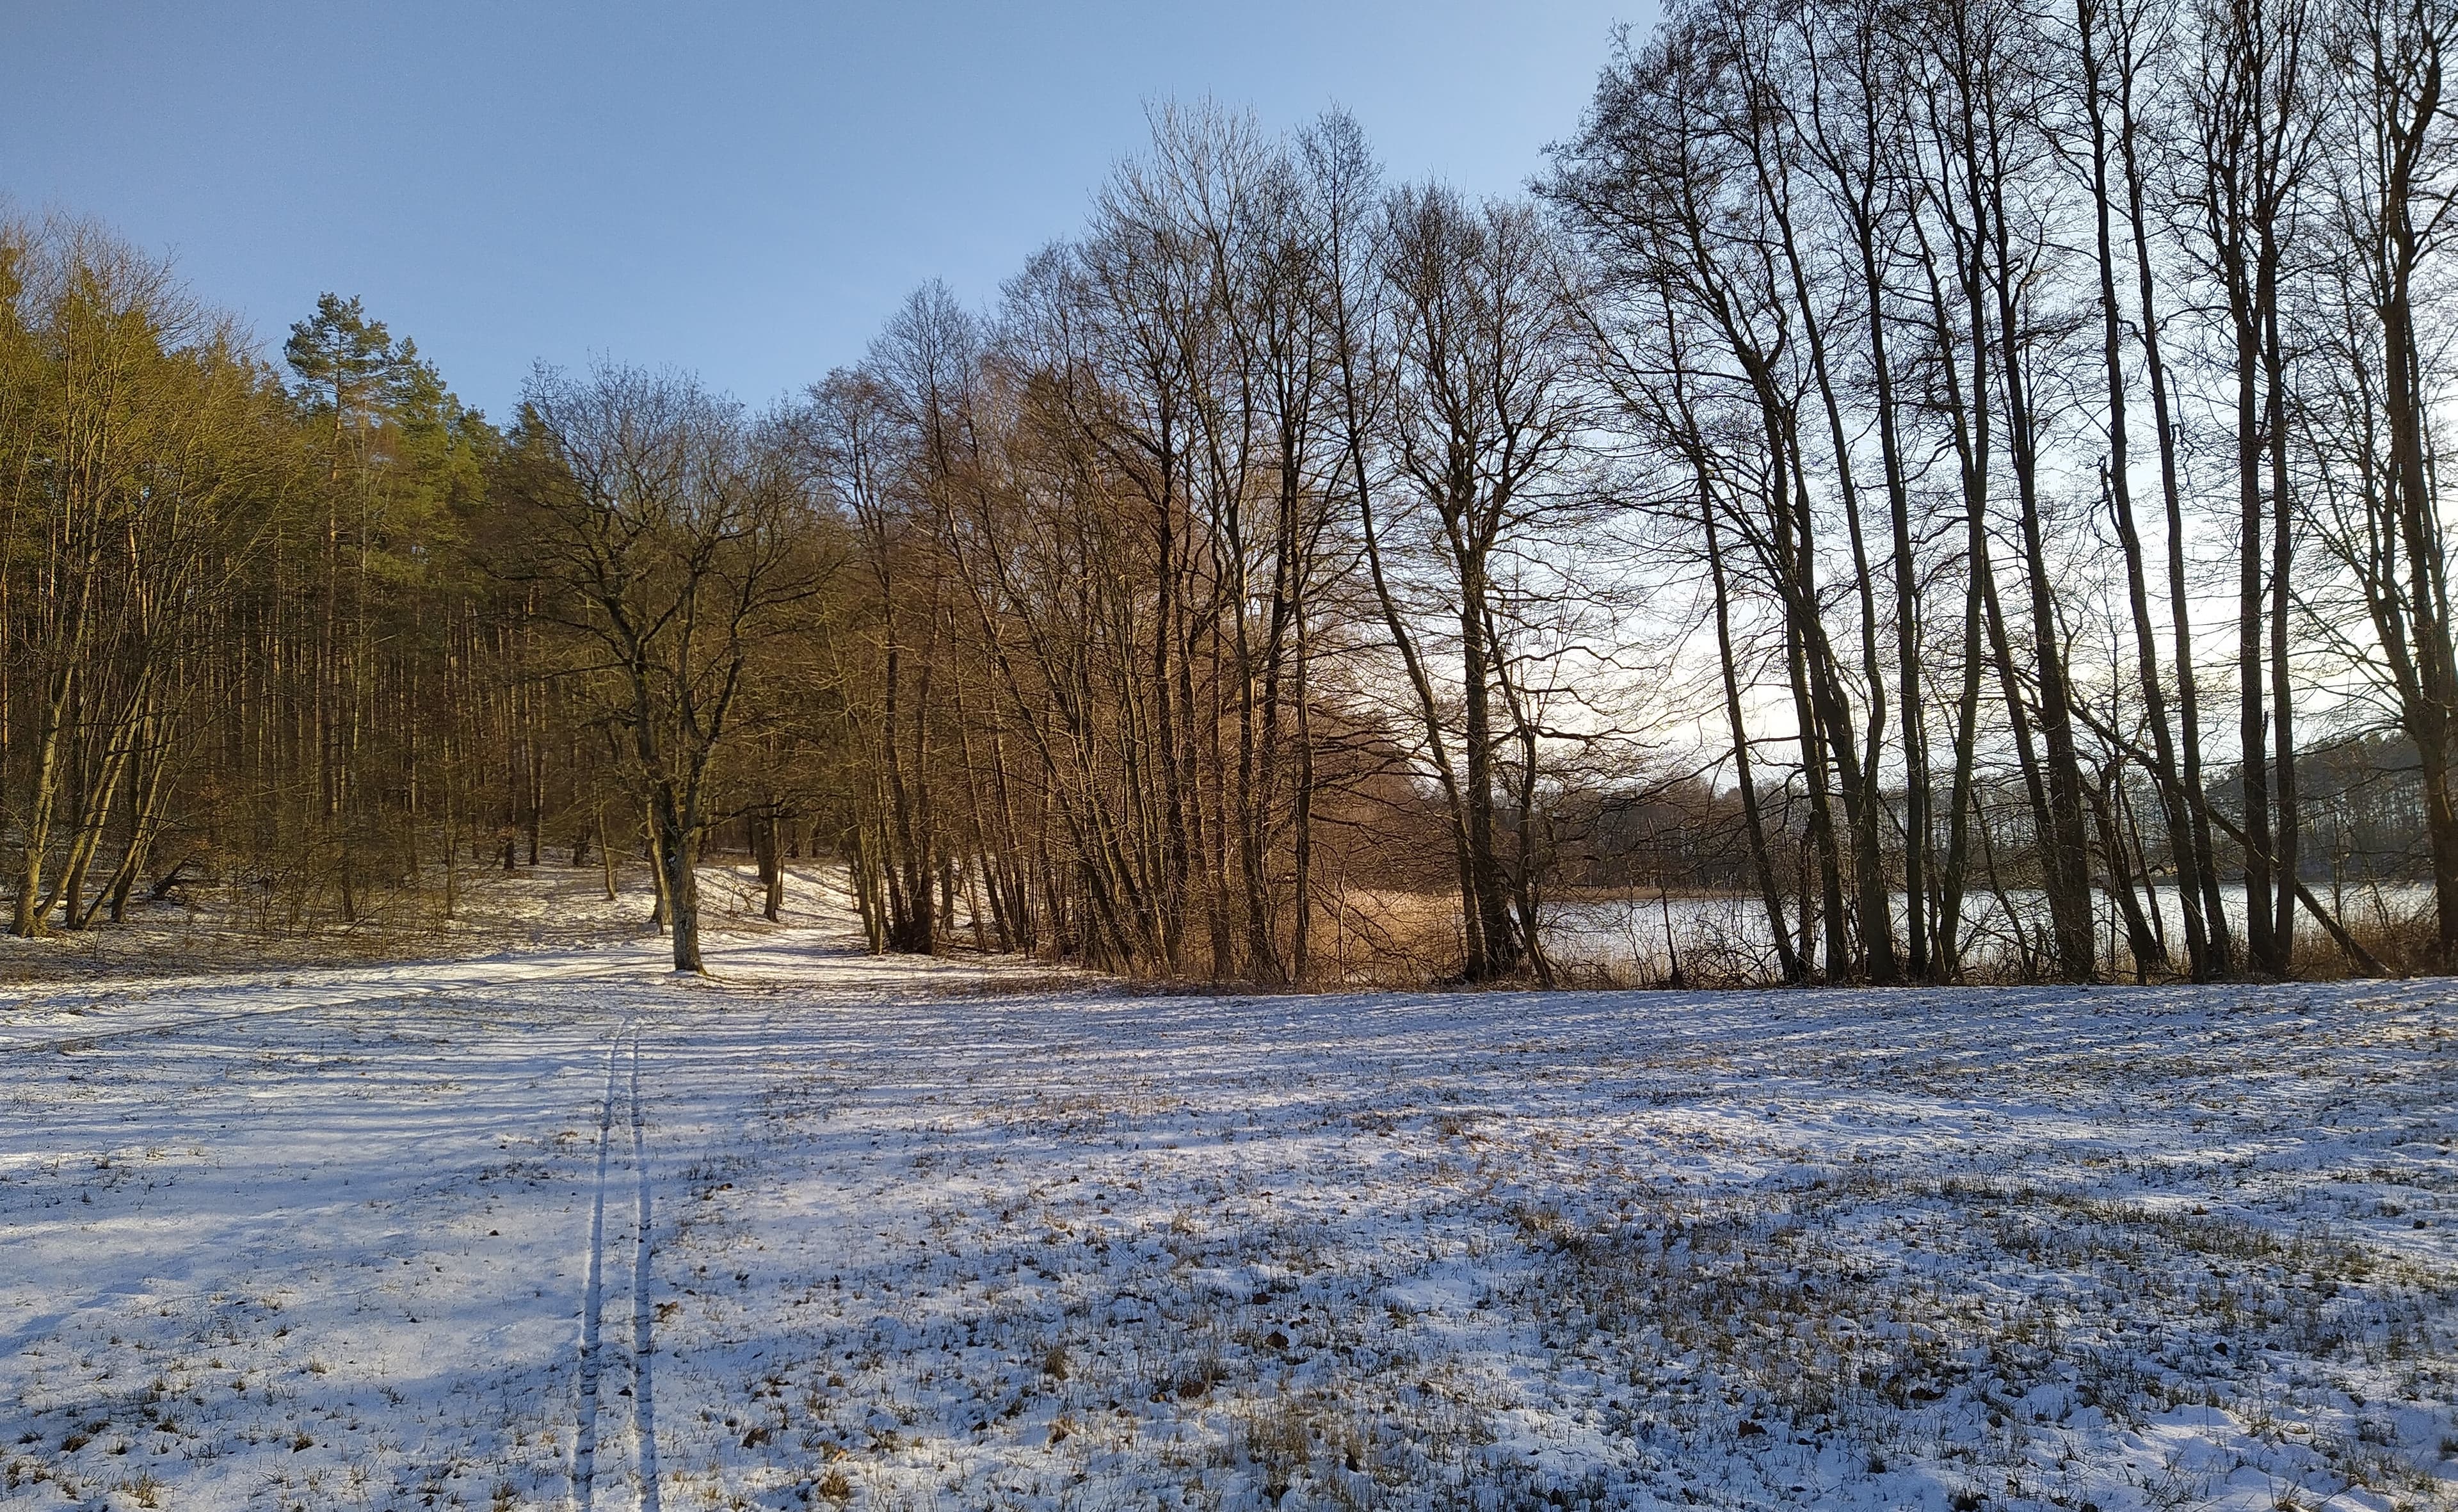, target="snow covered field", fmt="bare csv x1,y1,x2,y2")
3,879,2455,1511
